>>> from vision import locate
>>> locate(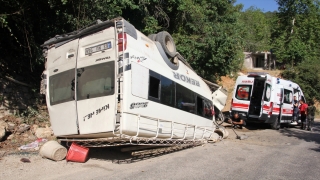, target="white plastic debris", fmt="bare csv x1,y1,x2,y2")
19,138,48,150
